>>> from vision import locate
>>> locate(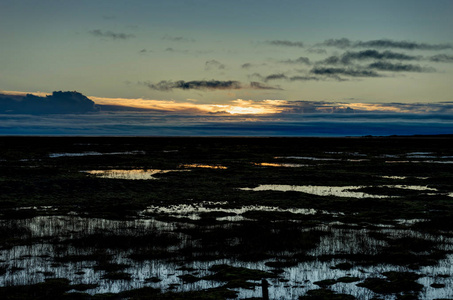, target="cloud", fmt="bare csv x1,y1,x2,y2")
320,38,452,50
320,38,352,49
279,56,311,65
241,63,267,69
265,40,304,48
142,78,284,91
310,67,381,78
91,97,453,117
0,91,99,114
144,80,241,91
289,76,320,81
318,50,419,65
306,48,327,54
263,73,288,82
429,54,453,63
248,73,289,82
89,29,135,40
162,34,195,42
164,47,189,53
249,82,283,90
205,60,226,70
139,49,153,54
368,62,434,72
